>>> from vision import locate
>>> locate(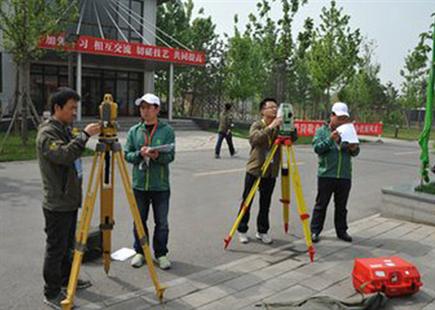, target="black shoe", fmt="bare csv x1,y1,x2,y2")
62,278,92,290
337,232,353,242
43,292,67,310
215,154,221,159
312,233,320,243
